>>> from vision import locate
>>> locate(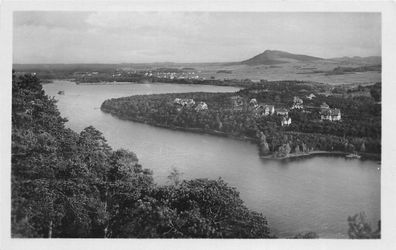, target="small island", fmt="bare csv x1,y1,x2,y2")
101,80,381,160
